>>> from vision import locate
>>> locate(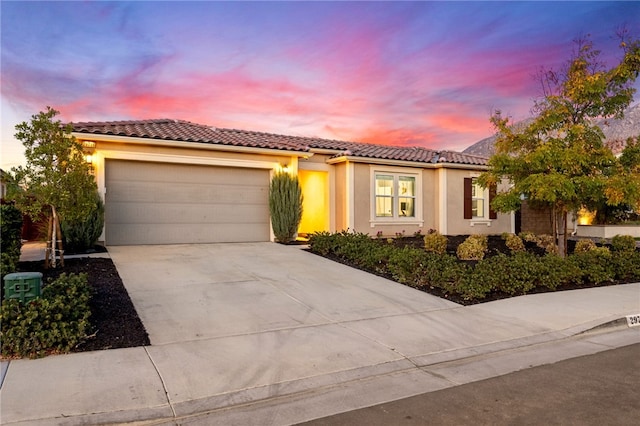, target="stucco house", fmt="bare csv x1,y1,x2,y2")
70,119,514,245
